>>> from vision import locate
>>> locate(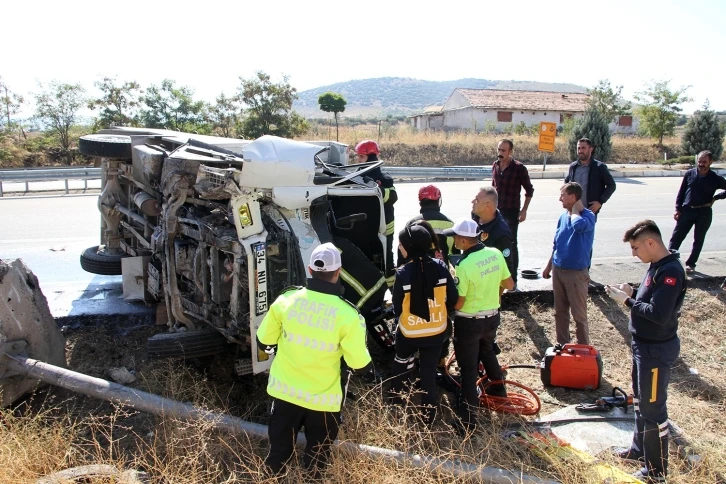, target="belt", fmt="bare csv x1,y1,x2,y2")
456,309,498,319
686,204,711,209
